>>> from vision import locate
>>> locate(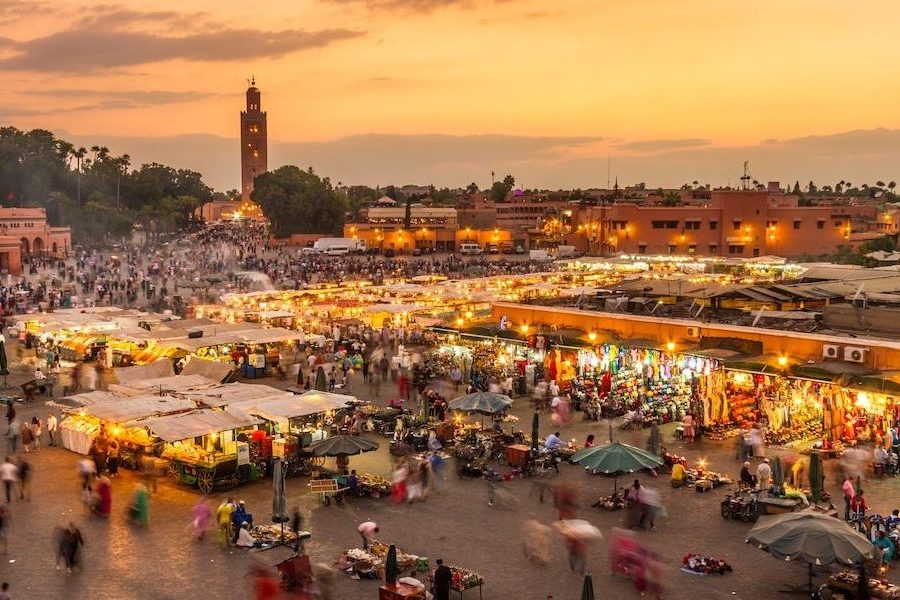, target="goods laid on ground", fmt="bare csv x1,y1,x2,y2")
682,553,732,575
358,473,391,498
448,565,484,591
827,571,900,599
